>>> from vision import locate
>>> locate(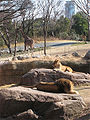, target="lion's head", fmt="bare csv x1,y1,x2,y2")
52,59,61,68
